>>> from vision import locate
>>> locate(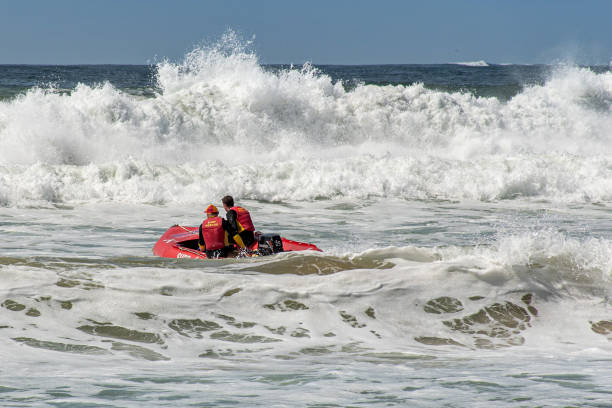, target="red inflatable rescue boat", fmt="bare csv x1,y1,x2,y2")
153,225,321,259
